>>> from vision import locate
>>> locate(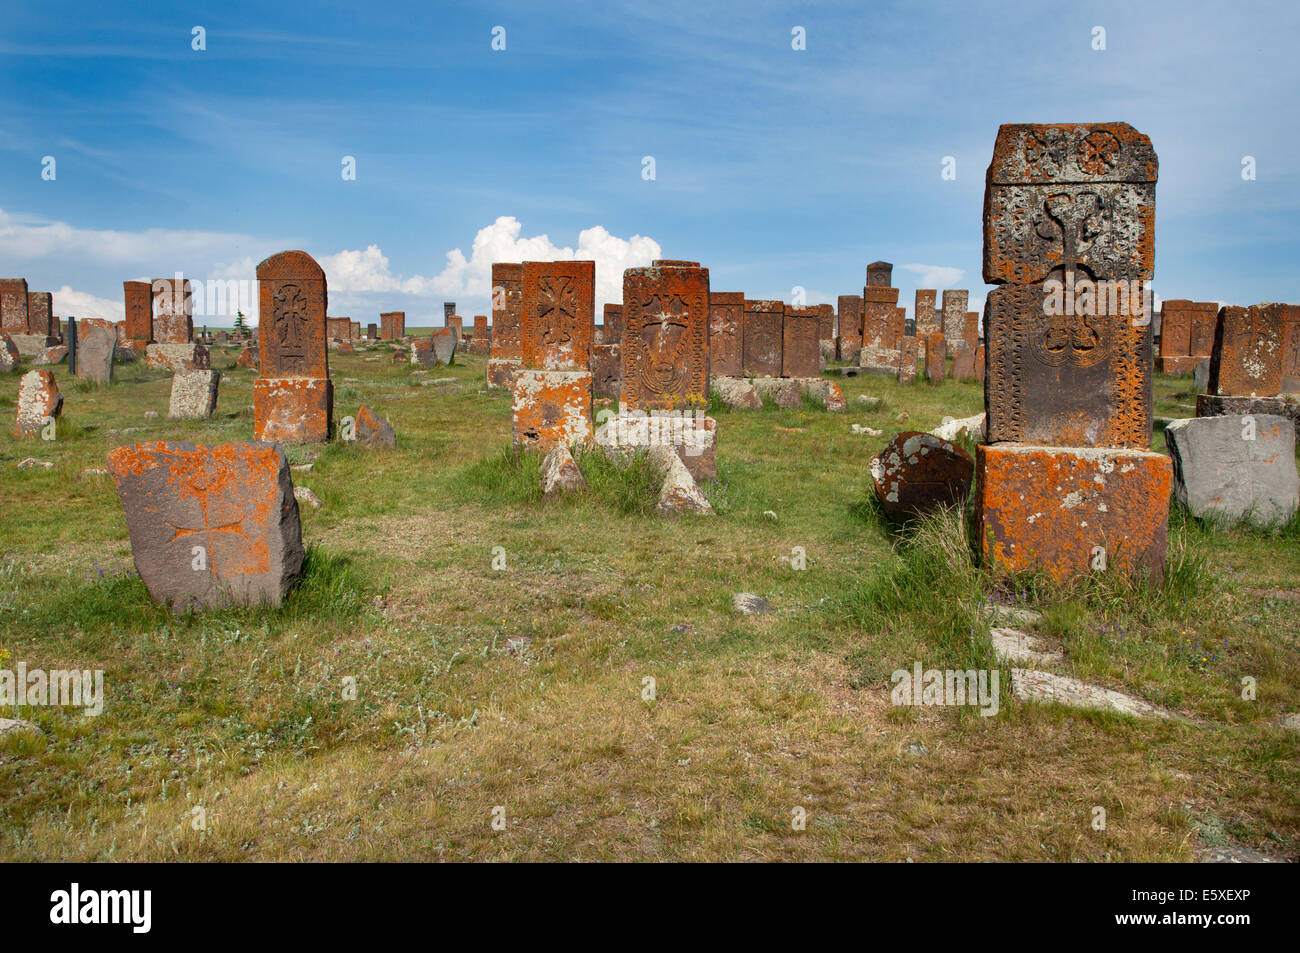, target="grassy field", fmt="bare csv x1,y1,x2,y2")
1,338,1297,862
